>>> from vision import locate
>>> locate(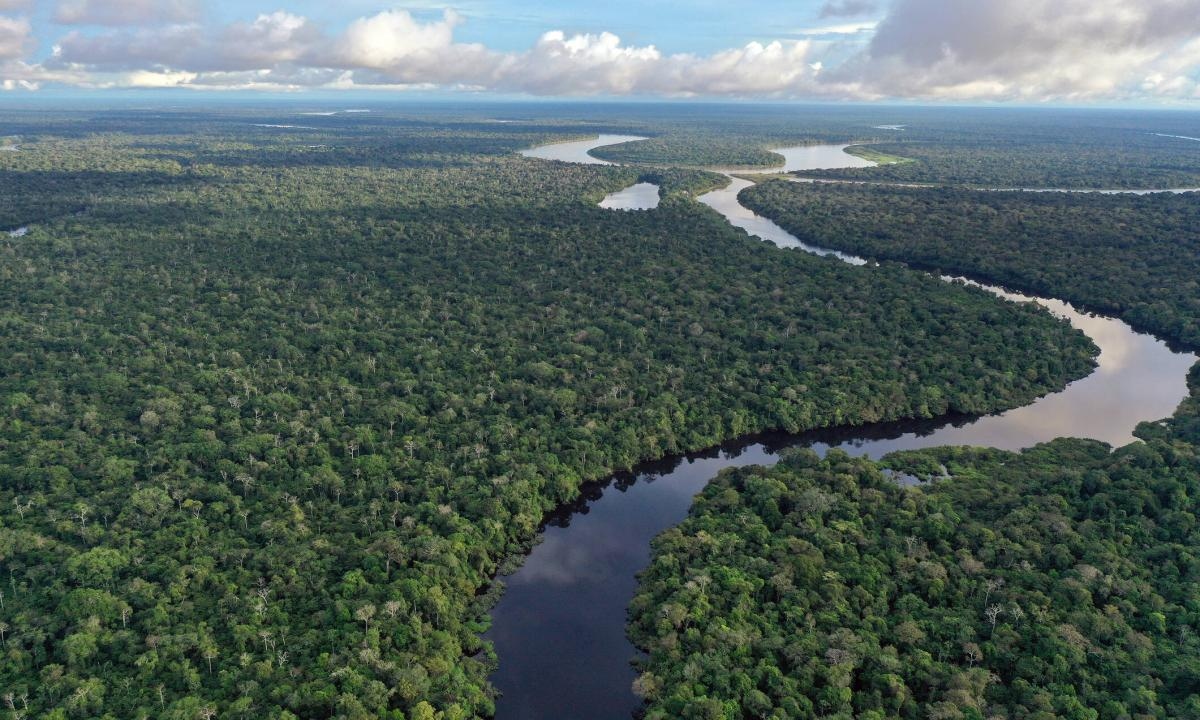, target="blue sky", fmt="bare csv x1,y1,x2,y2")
1,1,1199,103
19,0,877,57
309,0,880,55
114,1,864,49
